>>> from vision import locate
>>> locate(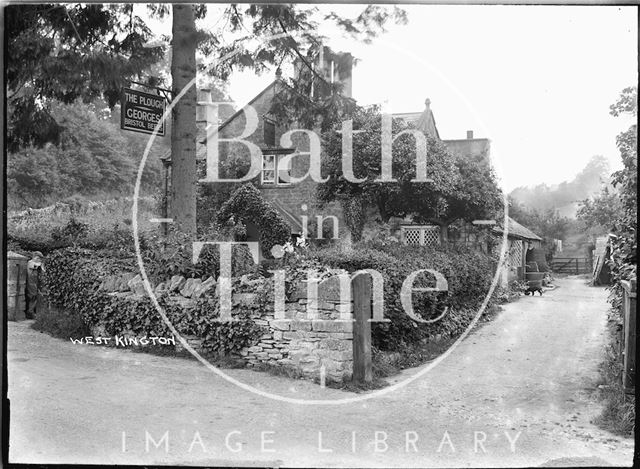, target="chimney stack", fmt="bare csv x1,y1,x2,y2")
294,46,353,99
196,89,212,123
467,130,474,139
